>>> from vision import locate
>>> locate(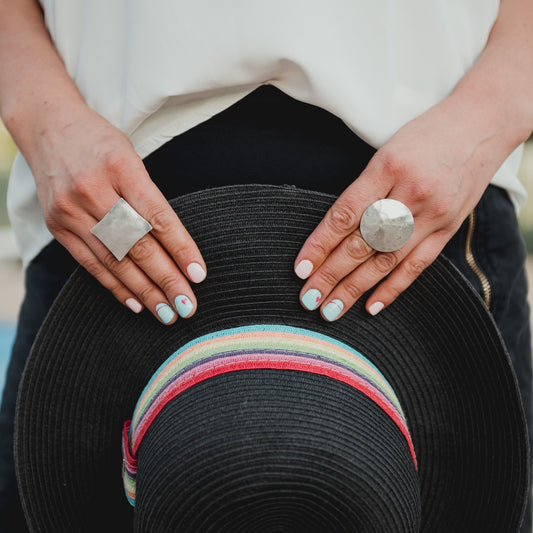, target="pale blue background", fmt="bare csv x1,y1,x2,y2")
0,323,16,398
